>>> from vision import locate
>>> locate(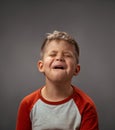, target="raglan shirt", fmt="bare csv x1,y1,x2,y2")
16,86,99,130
